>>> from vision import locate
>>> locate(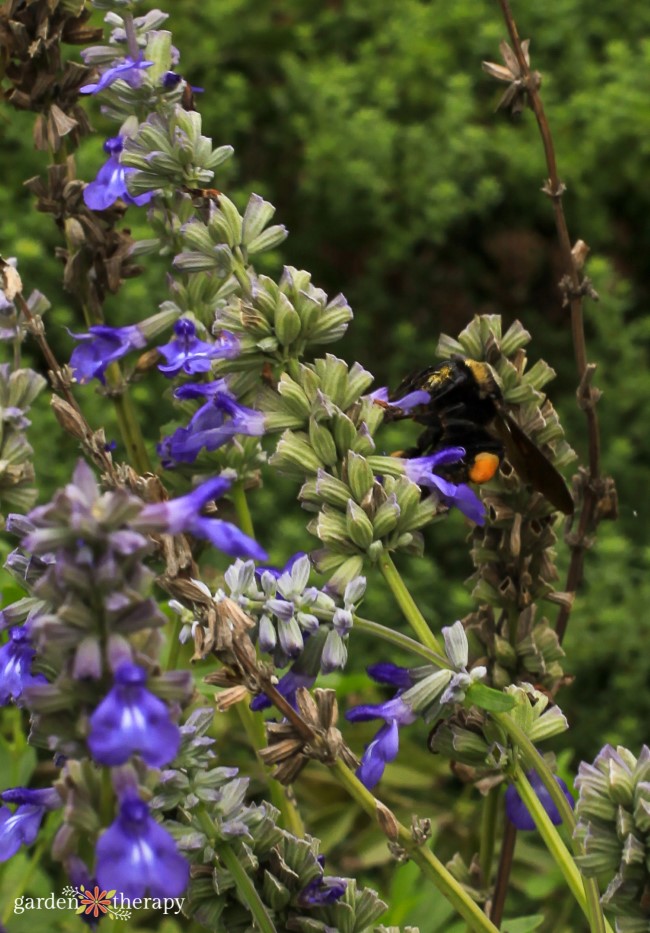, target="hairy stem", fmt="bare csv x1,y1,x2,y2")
494,713,610,933
490,818,516,926
230,484,305,836
377,551,443,654
495,0,604,644
237,701,305,838
479,785,500,886
331,760,501,933
351,615,449,667
513,768,609,933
